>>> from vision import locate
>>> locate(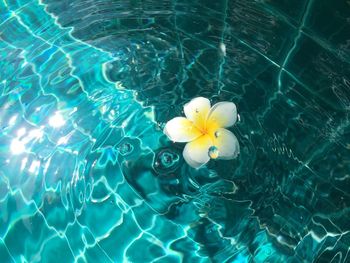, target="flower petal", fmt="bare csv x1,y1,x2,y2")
212,128,239,160
207,102,237,128
164,117,202,143
184,97,211,129
183,135,212,168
